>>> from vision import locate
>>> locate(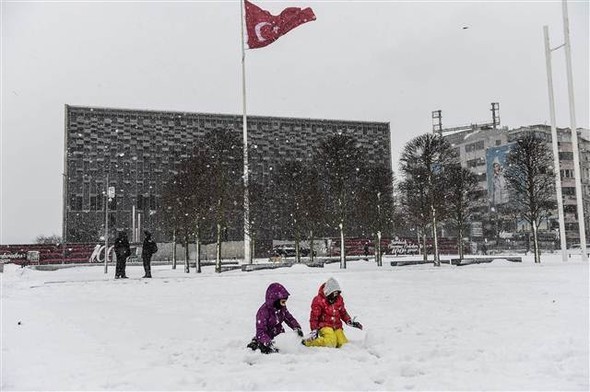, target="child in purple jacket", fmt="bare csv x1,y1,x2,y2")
247,282,304,354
